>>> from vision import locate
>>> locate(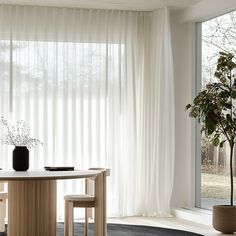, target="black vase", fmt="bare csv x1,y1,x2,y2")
13,146,29,171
